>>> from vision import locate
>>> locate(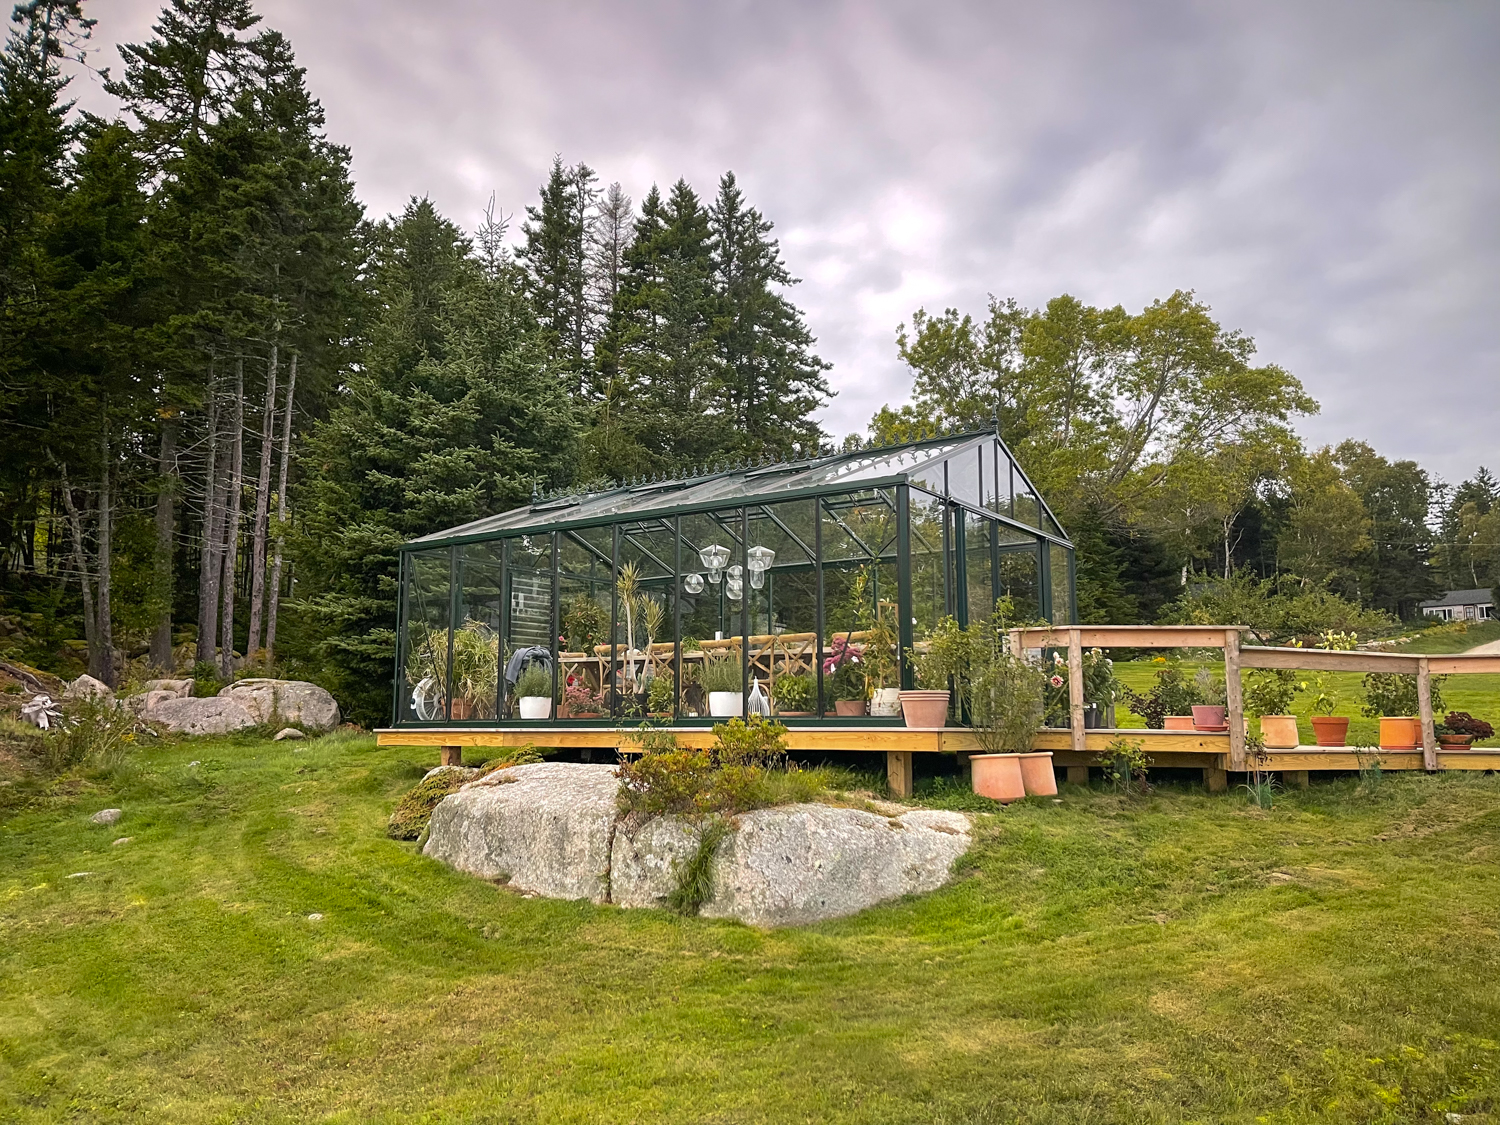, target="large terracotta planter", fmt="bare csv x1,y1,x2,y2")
834,699,868,717
1311,716,1349,747
899,690,950,728
1016,751,1058,796
971,754,1026,802
1192,705,1227,730
1164,715,1196,731
1378,716,1418,750
450,698,473,721
1259,714,1300,749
